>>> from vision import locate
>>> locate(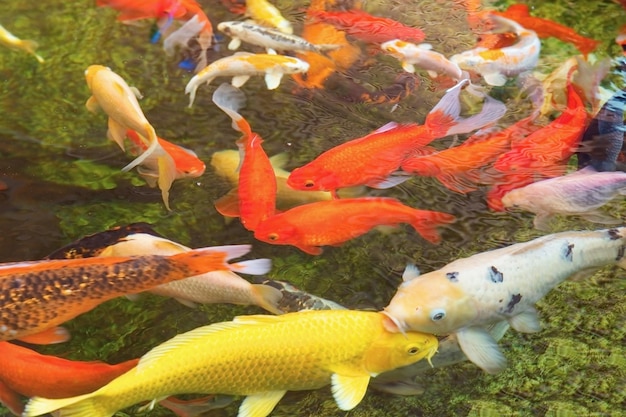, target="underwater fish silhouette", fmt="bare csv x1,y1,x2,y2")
24,310,438,417
383,227,626,374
